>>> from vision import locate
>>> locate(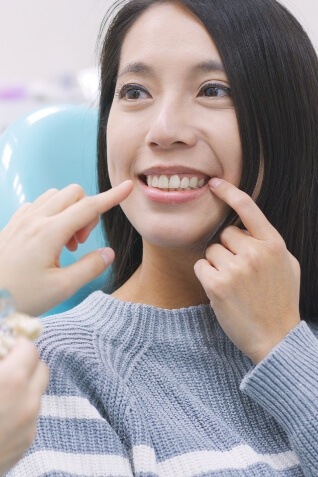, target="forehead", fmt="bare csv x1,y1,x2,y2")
118,2,222,70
